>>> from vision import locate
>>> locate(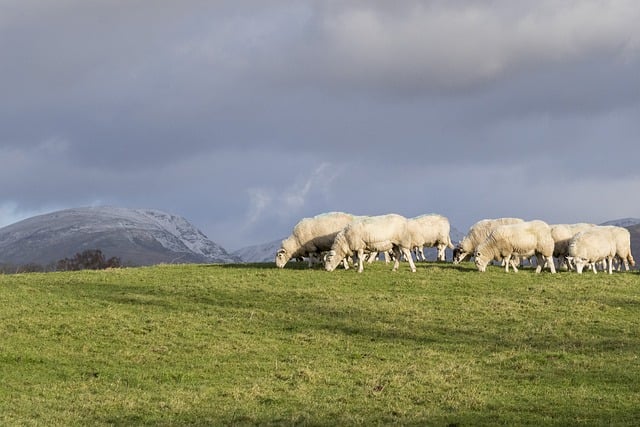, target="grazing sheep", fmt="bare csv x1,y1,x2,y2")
474,220,557,273
453,218,524,264
550,223,596,270
408,214,455,262
275,212,356,268
600,225,635,271
568,227,617,274
325,214,417,273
